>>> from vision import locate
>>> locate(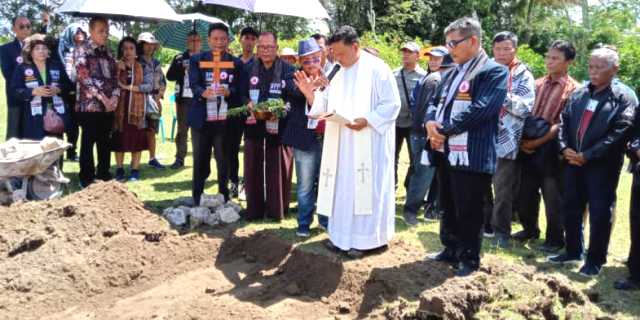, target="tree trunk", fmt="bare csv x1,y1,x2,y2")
580,0,590,29
522,0,535,44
